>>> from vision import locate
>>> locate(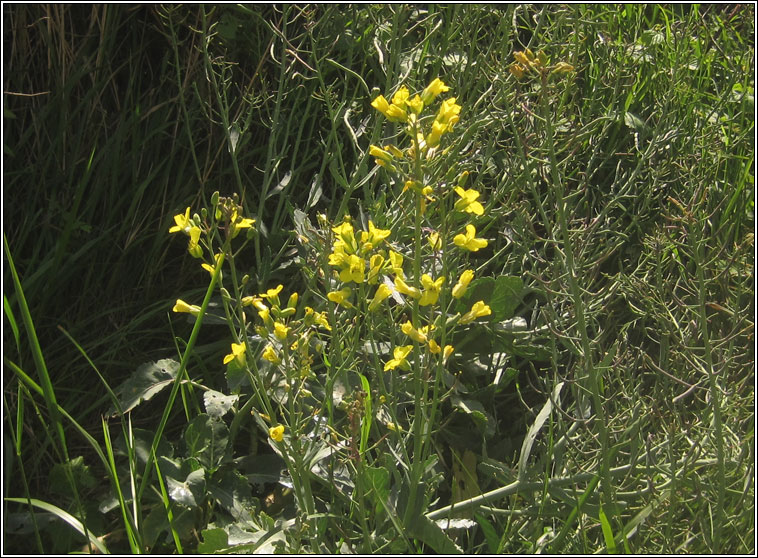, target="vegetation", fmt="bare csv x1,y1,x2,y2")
3,4,754,554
